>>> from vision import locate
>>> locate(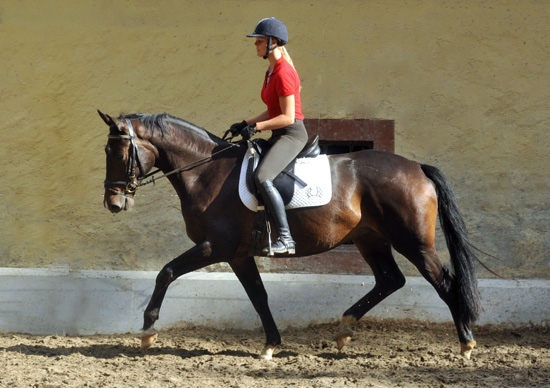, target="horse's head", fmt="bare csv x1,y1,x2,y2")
99,110,158,213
